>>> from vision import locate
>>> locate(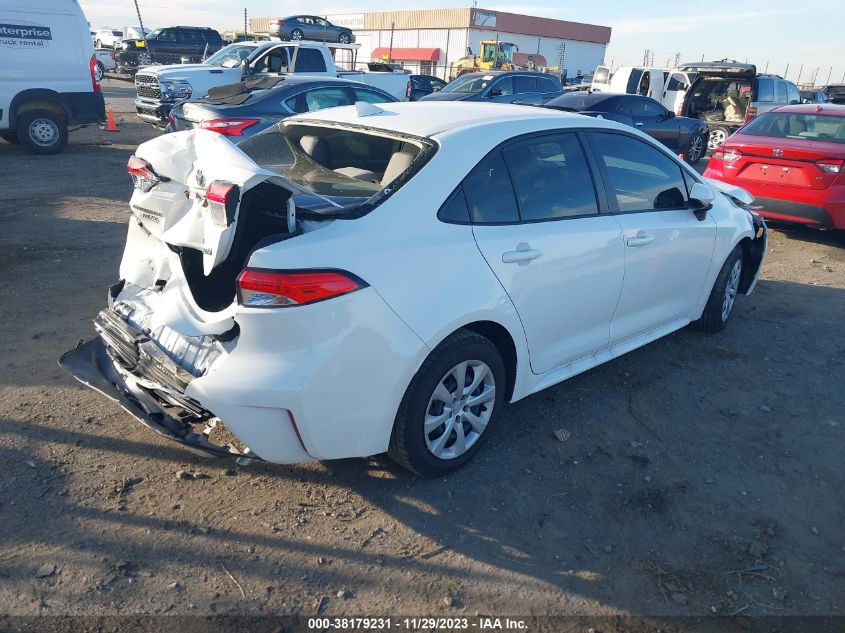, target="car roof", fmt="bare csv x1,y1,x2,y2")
679,60,756,75
457,70,553,79
286,101,615,138
768,104,845,116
